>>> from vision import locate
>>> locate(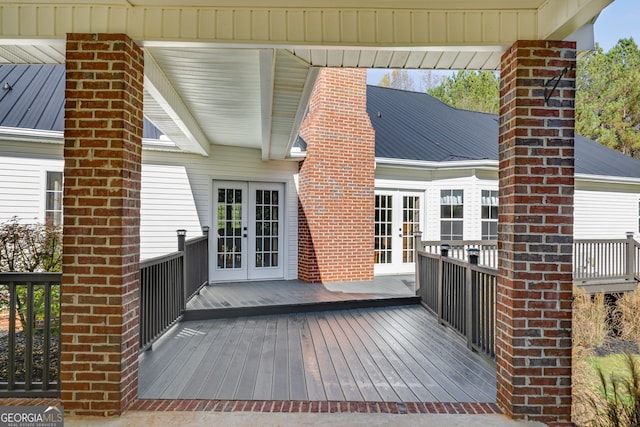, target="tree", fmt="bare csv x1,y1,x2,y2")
377,69,443,92
427,70,499,114
0,217,62,331
576,38,640,159
378,69,416,91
